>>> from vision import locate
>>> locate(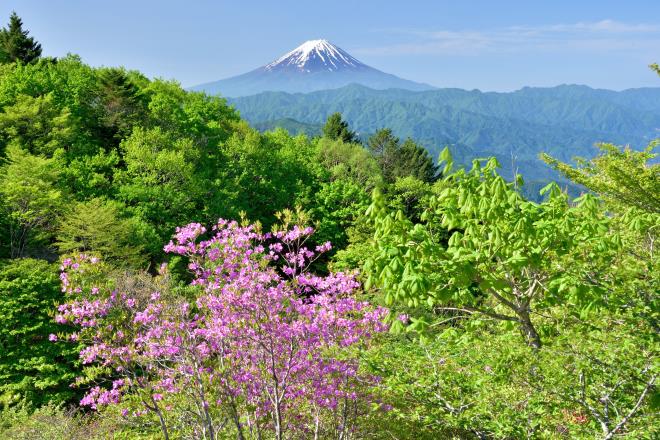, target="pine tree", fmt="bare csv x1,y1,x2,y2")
396,138,440,183
367,130,439,183
0,12,42,64
322,112,358,143
367,128,398,157
96,67,147,143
